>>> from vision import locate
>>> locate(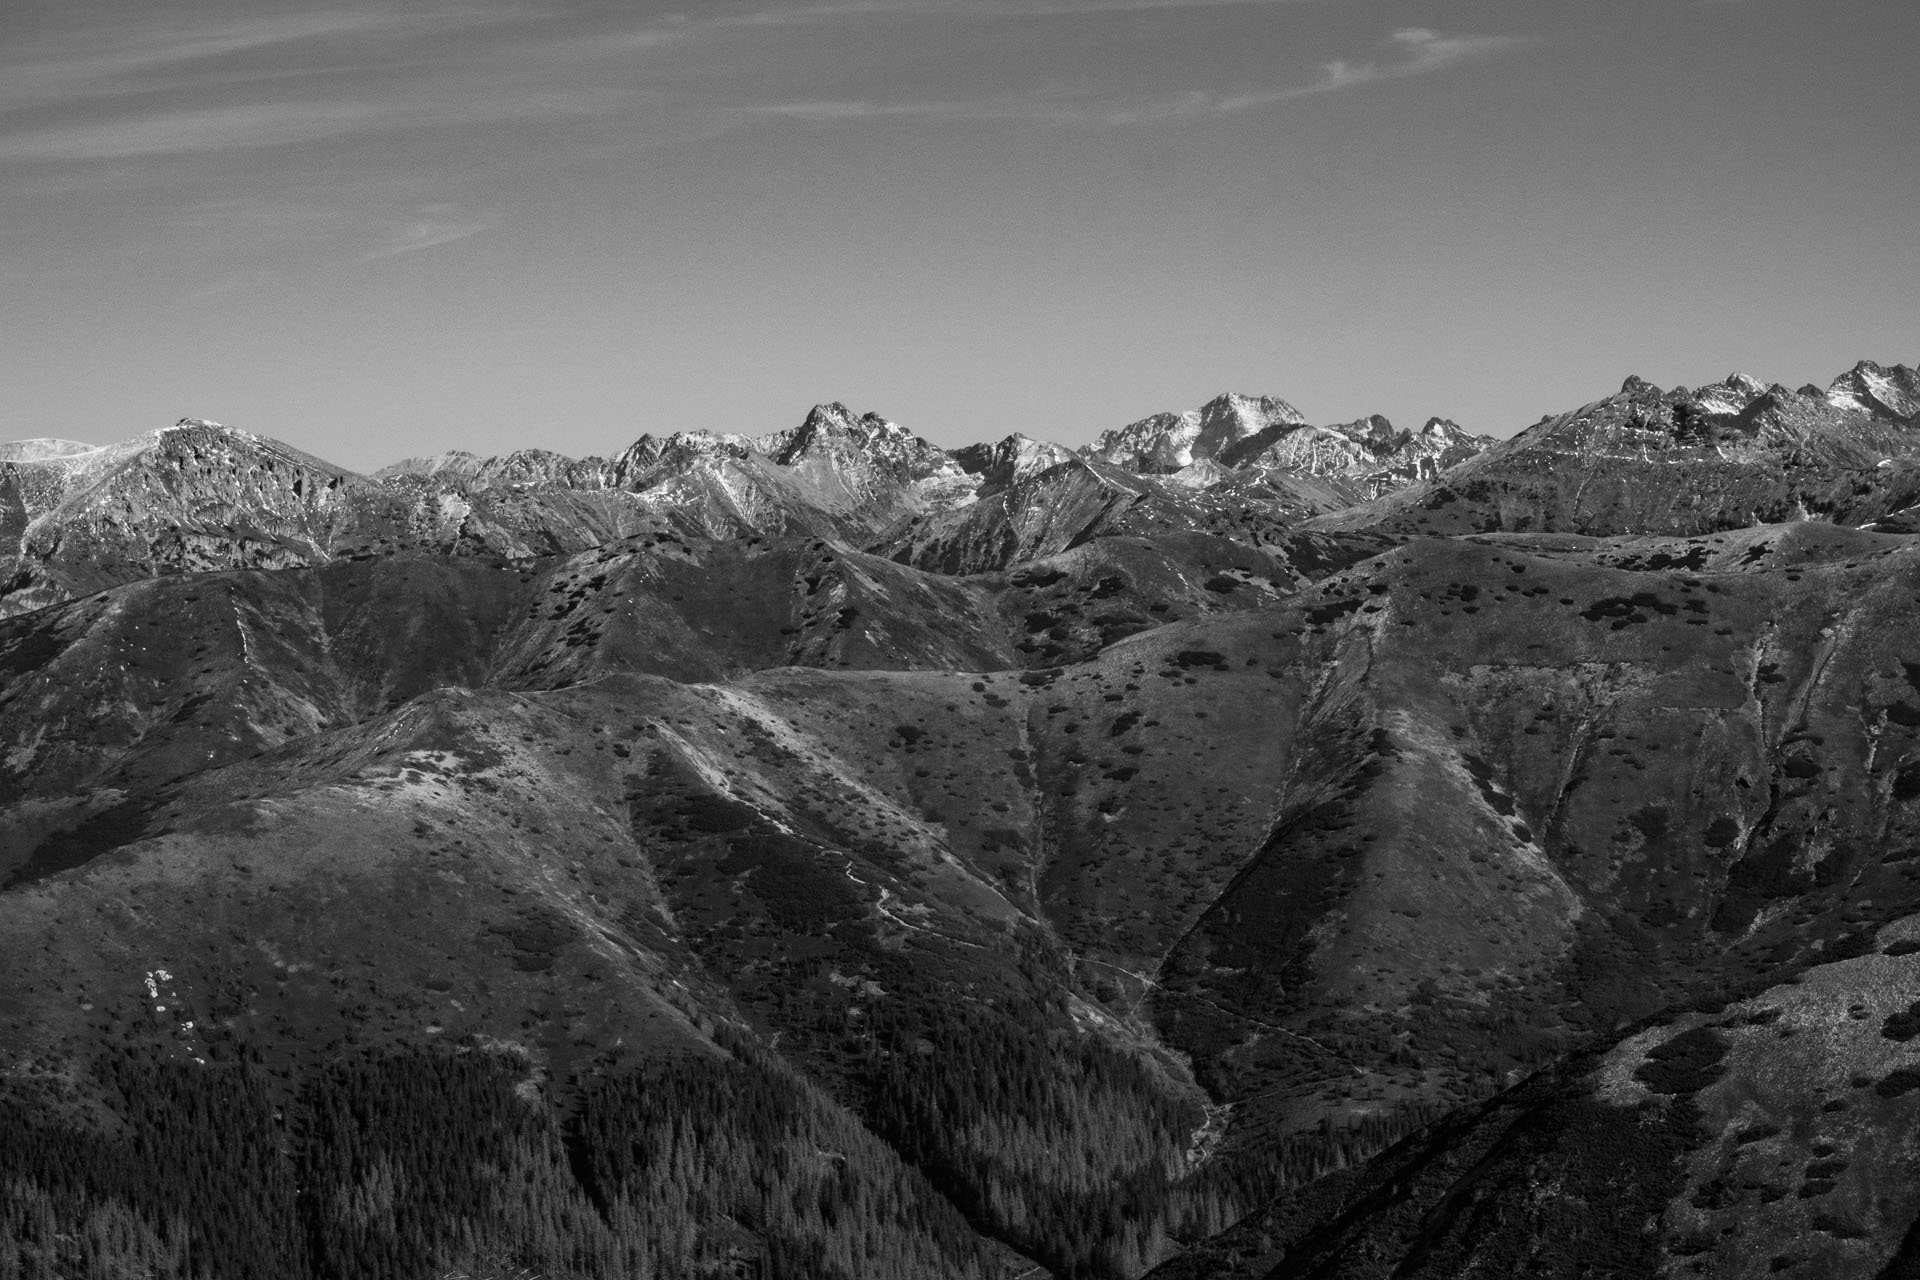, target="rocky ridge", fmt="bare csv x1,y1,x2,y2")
1309,361,1920,540
1,394,1475,618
